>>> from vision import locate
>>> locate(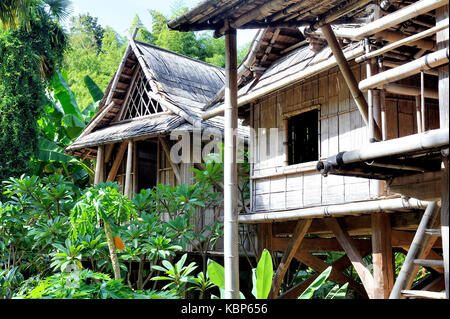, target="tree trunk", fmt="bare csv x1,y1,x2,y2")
104,221,121,280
